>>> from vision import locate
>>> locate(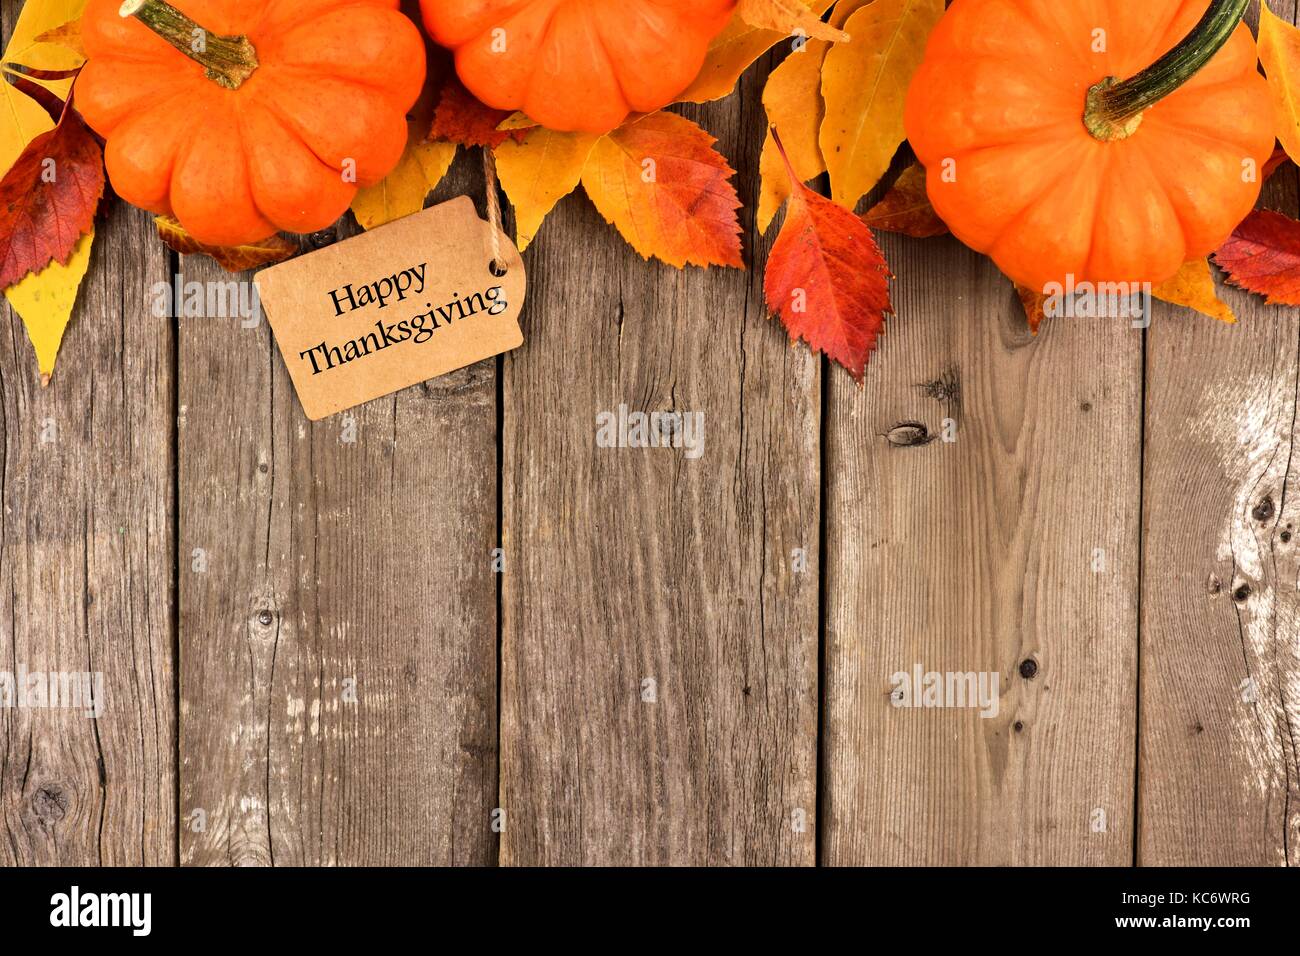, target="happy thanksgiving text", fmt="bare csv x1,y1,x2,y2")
298,263,507,375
